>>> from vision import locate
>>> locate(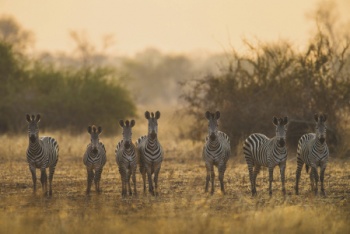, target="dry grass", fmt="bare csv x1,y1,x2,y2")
0,114,349,234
